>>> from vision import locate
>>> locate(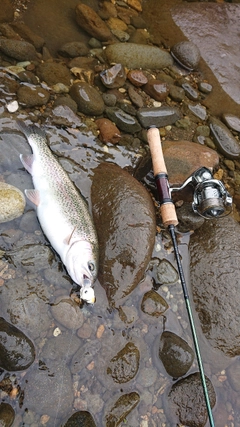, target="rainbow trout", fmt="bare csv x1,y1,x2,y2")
18,121,99,304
